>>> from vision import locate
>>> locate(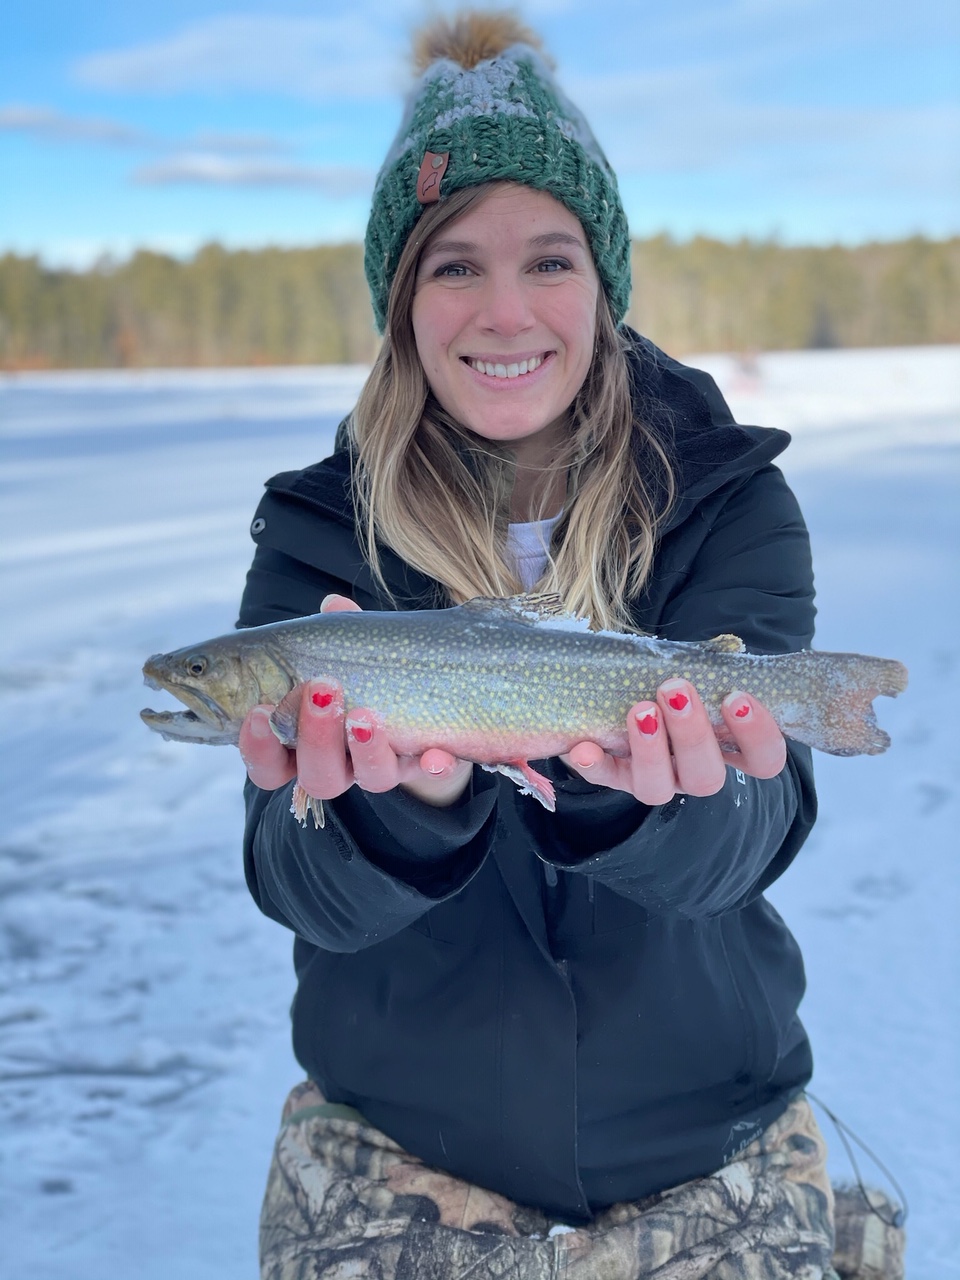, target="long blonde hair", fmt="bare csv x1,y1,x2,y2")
350,183,675,631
